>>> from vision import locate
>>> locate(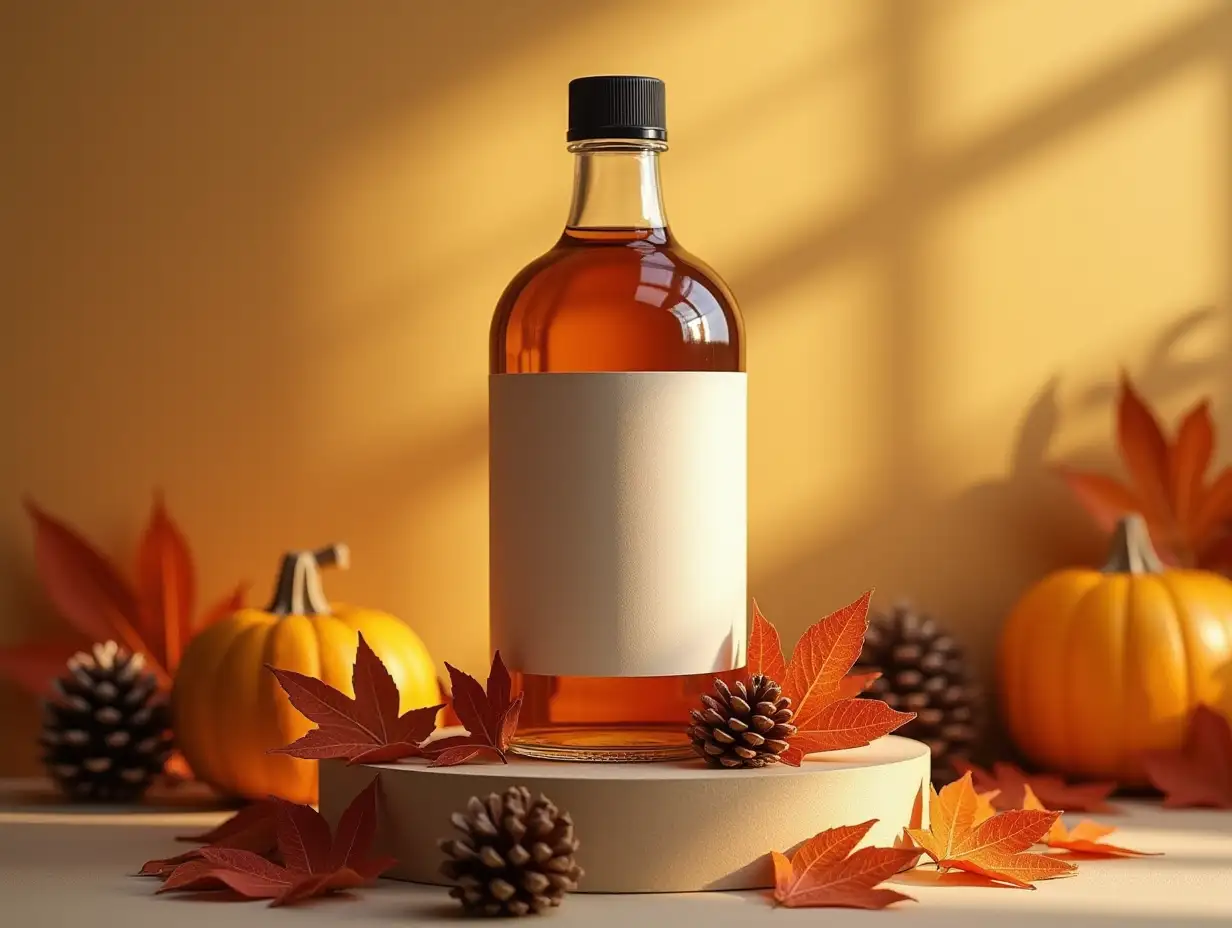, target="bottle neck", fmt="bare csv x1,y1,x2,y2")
565,140,668,232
